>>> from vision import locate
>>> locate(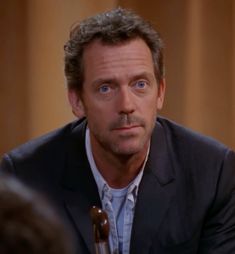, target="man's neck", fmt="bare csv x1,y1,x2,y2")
92,145,148,189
